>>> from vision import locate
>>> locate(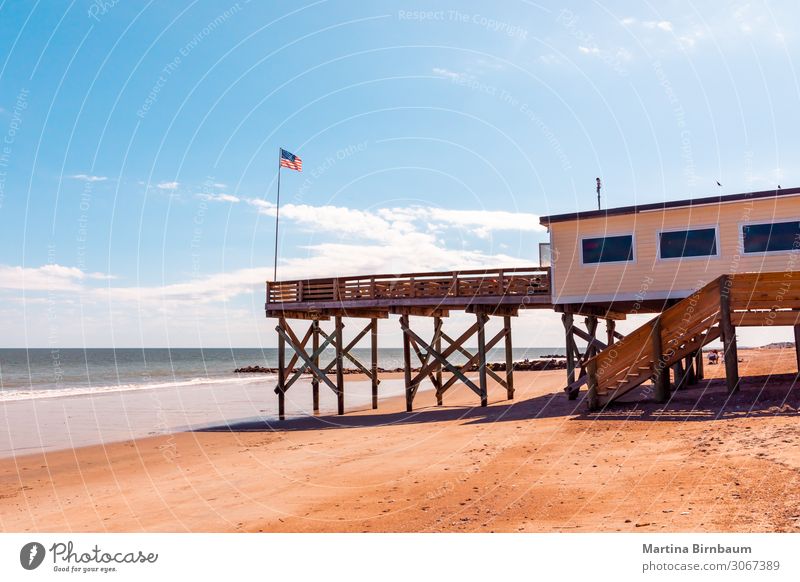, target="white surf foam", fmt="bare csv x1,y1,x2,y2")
0,373,277,402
